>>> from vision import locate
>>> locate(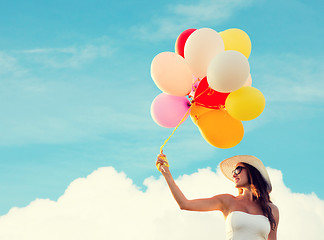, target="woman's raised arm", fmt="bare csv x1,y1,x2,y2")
156,154,233,212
